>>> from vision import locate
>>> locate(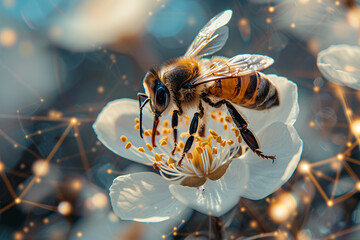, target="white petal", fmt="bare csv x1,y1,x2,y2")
93,98,154,165
236,74,299,133
239,121,303,200
169,162,249,217
110,172,187,222
317,44,360,90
